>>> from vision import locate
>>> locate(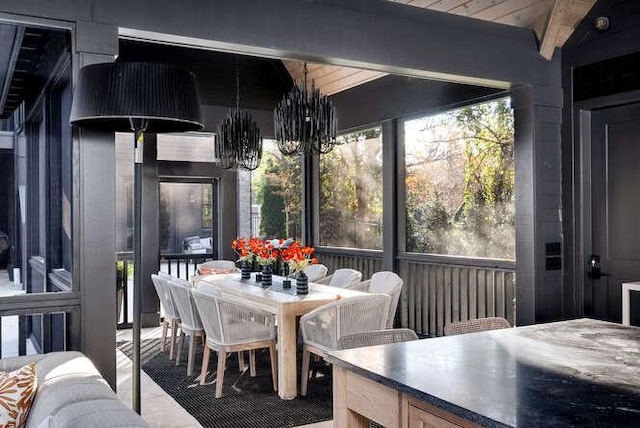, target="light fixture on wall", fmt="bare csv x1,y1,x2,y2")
274,62,338,156
216,58,263,170
69,61,203,414
593,16,610,32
